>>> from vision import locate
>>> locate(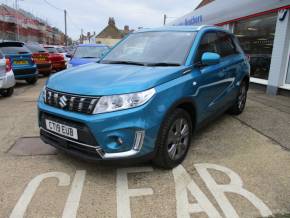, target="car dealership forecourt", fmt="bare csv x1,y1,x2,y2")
1,78,290,217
